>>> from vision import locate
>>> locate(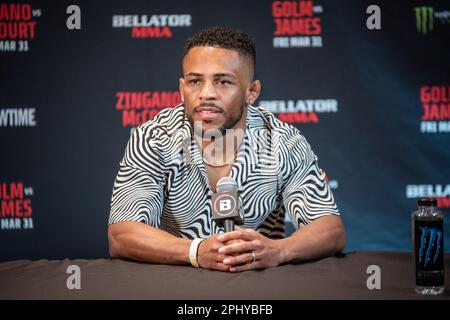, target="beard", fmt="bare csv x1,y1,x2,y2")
185,102,245,138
